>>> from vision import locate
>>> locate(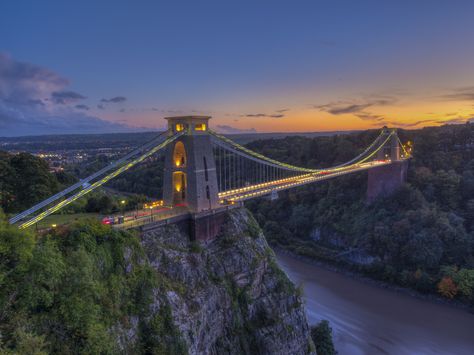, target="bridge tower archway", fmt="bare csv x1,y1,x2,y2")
172,171,186,204
173,141,187,168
